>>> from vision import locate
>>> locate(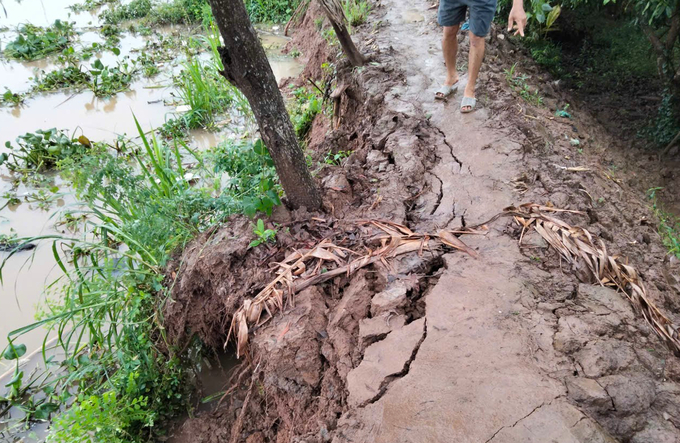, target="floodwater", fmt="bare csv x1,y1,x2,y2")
0,0,302,412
